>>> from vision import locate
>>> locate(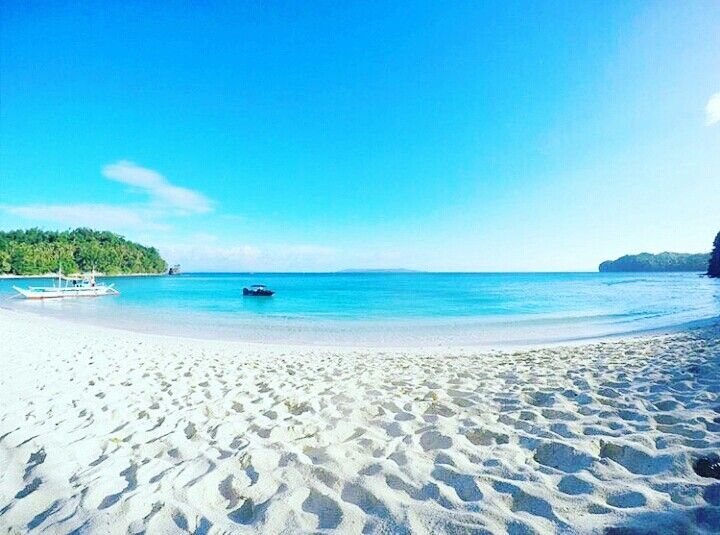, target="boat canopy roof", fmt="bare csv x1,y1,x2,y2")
250,284,266,287
59,273,95,281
